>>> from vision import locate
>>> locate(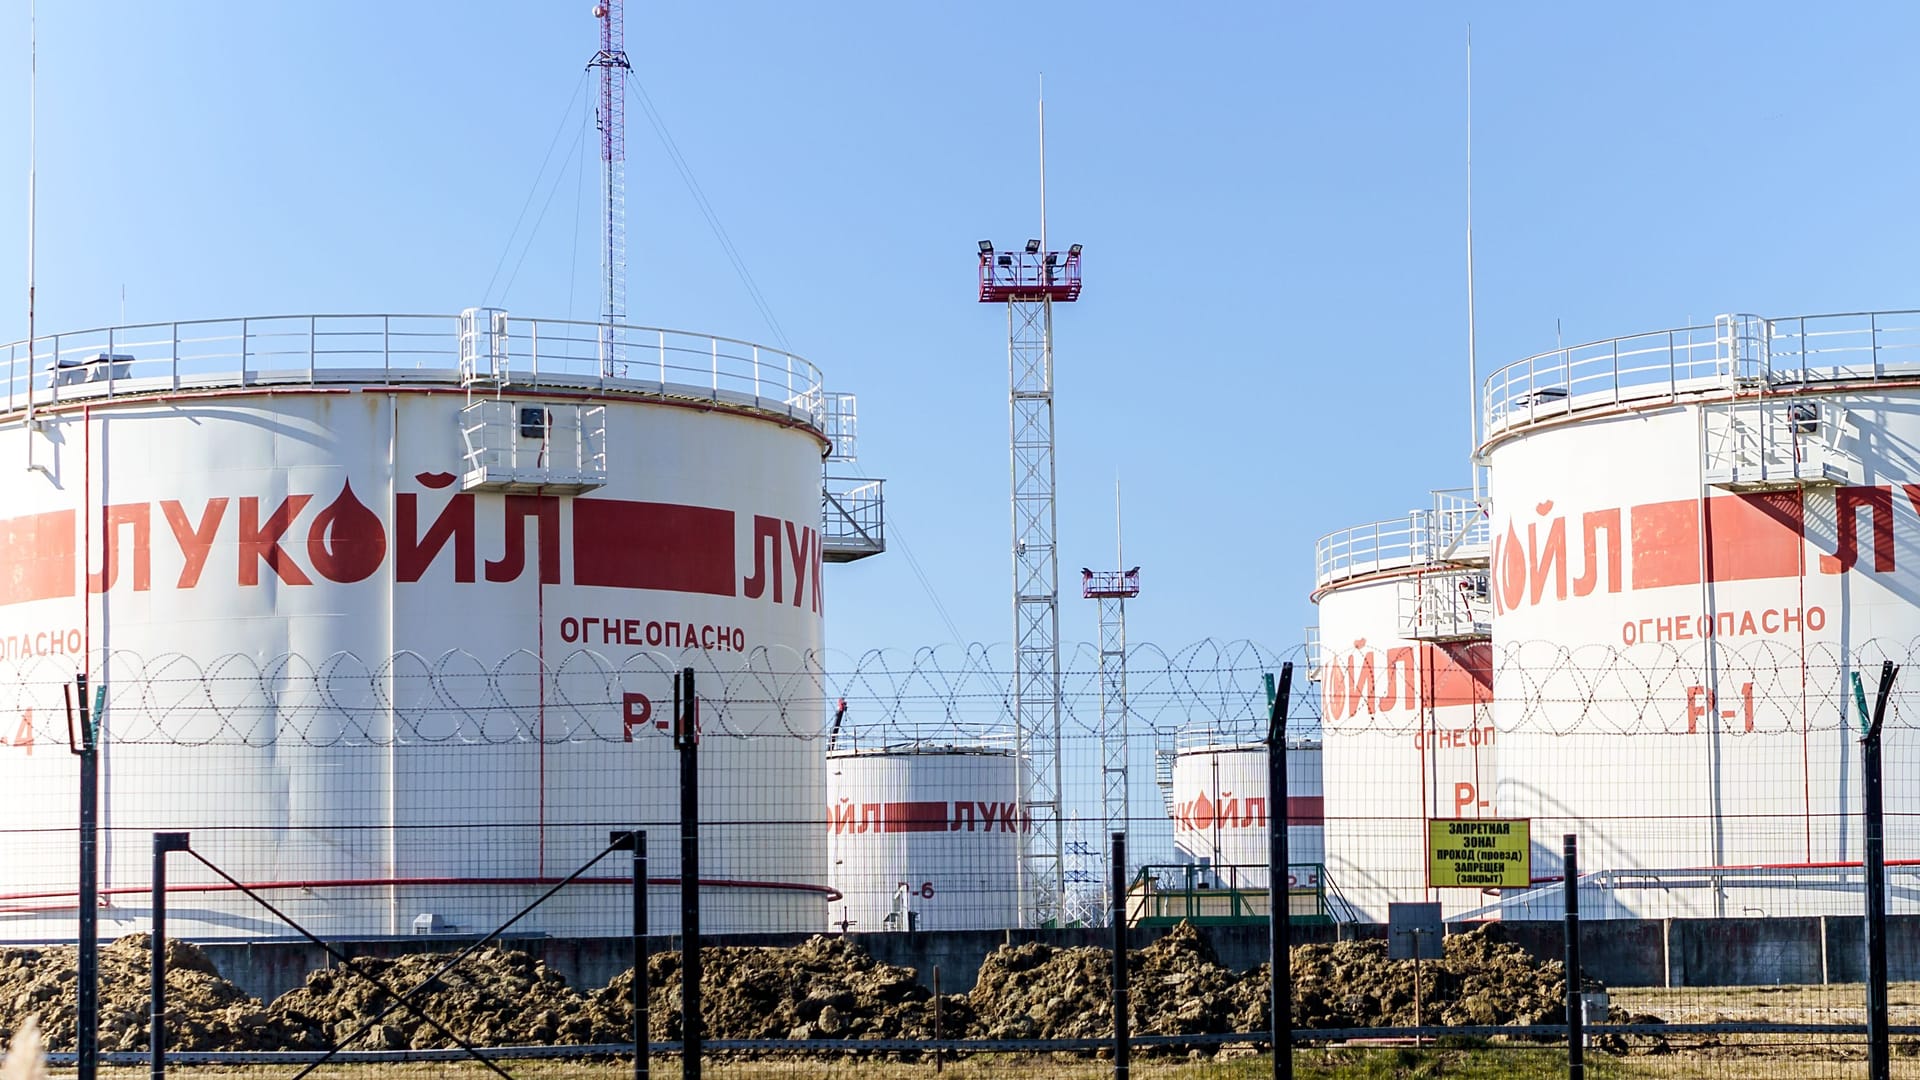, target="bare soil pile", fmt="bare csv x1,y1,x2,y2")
590,935,971,1043
0,922,1622,1054
1269,926,1574,1030
267,947,595,1050
969,922,1254,1039
0,935,312,1052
